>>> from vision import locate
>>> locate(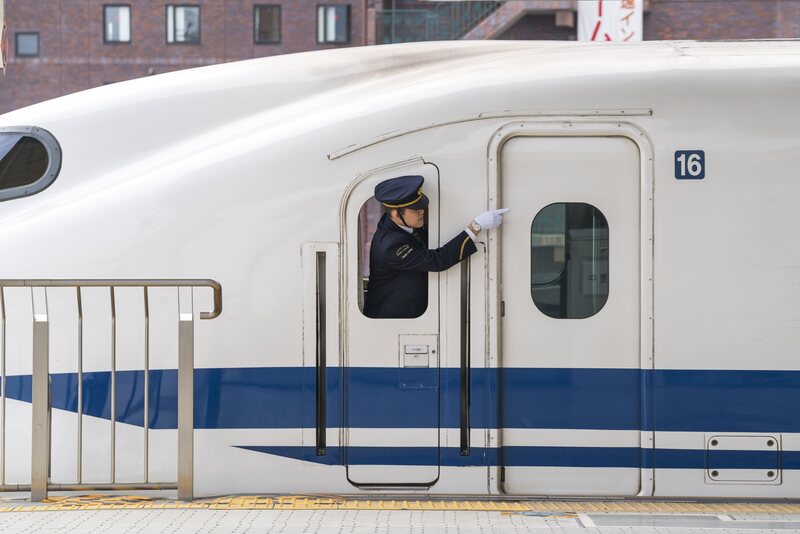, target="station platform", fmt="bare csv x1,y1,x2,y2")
1,494,800,533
